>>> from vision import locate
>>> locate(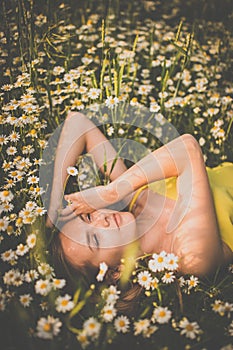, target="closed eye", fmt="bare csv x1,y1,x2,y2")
86,231,99,250
80,214,92,223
